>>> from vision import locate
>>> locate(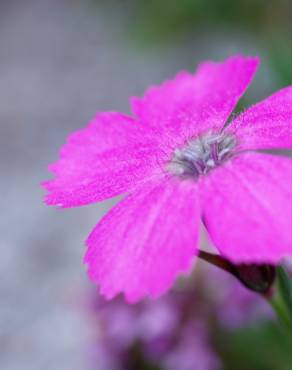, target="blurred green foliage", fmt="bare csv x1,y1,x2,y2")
217,322,292,370
130,0,292,84
90,0,292,85
127,0,291,41
130,0,271,39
